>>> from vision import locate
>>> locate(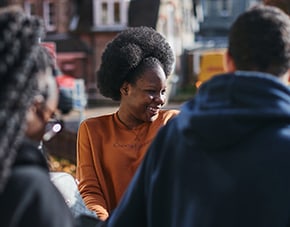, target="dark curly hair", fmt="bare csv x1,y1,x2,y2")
0,6,49,192
264,0,290,15
229,5,290,76
97,26,175,101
